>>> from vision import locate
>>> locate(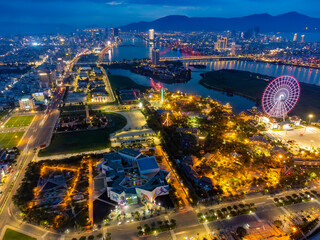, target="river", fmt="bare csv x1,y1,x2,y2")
106,36,320,113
